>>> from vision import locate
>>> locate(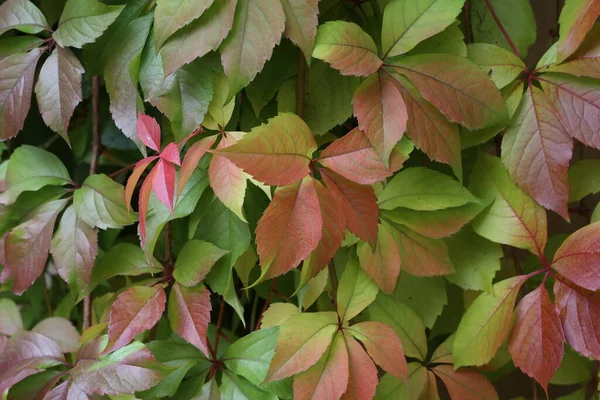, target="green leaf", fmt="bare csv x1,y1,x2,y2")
453,275,529,367
260,303,299,328
0,0,48,35
221,372,277,400
35,47,84,144
405,21,466,57
378,167,479,211
153,0,215,49
0,48,43,140
203,71,236,130
219,0,285,96
367,293,428,360
0,36,43,59
104,14,152,140
0,298,23,335
0,145,70,205
551,347,593,385
375,363,428,400
173,239,229,287
467,43,526,89
223,327,278,386
569,160,600,201
445,228,502,292
470,0,536,58
556,0,600,62
393,274,446,328
53,0,125,48
382,0,465,58
337,254,378,322
74,174,137,230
